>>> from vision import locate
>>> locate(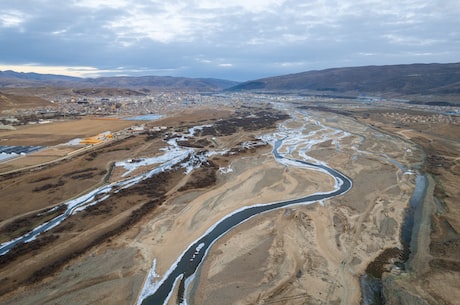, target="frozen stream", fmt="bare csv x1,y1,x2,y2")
0,107,423,305
137,115,353,305
0,126,211,256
